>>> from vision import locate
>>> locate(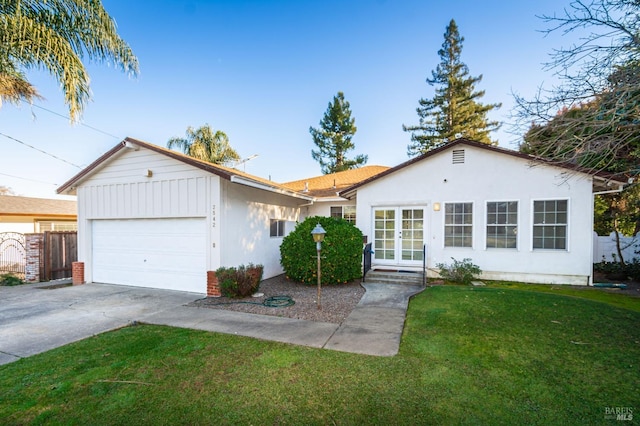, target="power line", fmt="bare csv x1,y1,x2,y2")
25,102,122,140
0,172,58,186
0,132,82,169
